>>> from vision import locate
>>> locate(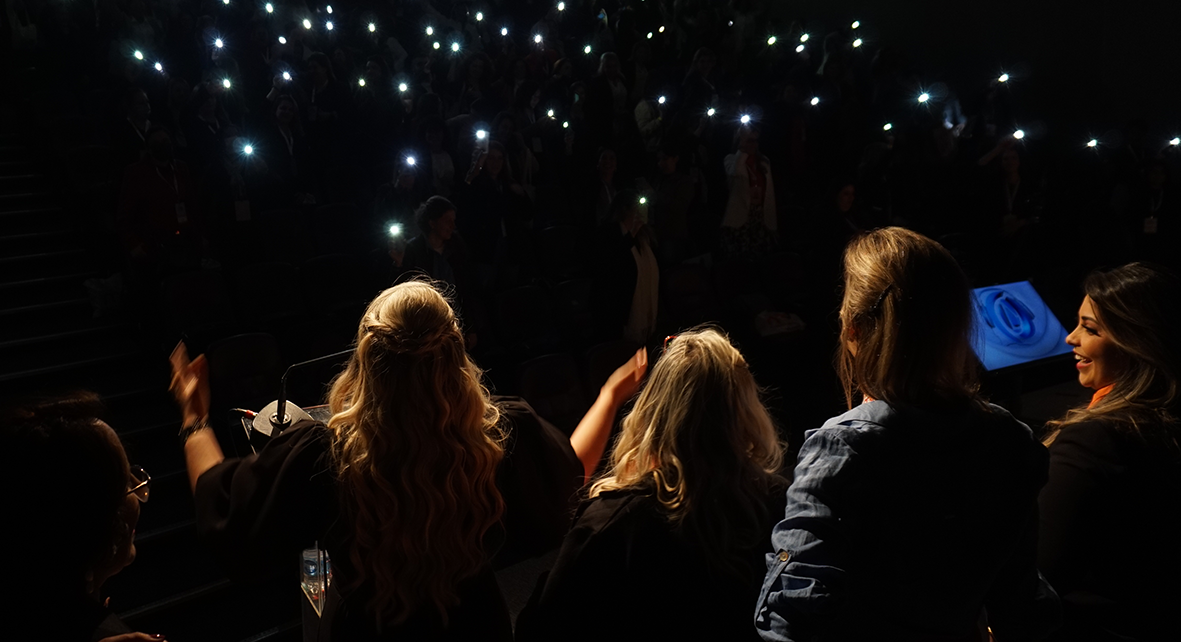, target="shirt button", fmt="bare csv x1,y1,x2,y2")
777,551,790,562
